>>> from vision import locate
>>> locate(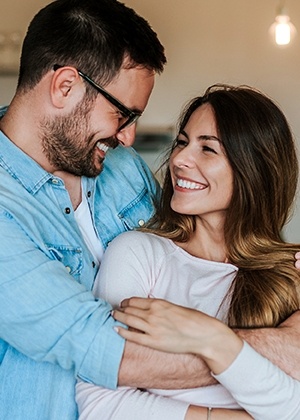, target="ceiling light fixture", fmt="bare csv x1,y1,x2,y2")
269,2,296,46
